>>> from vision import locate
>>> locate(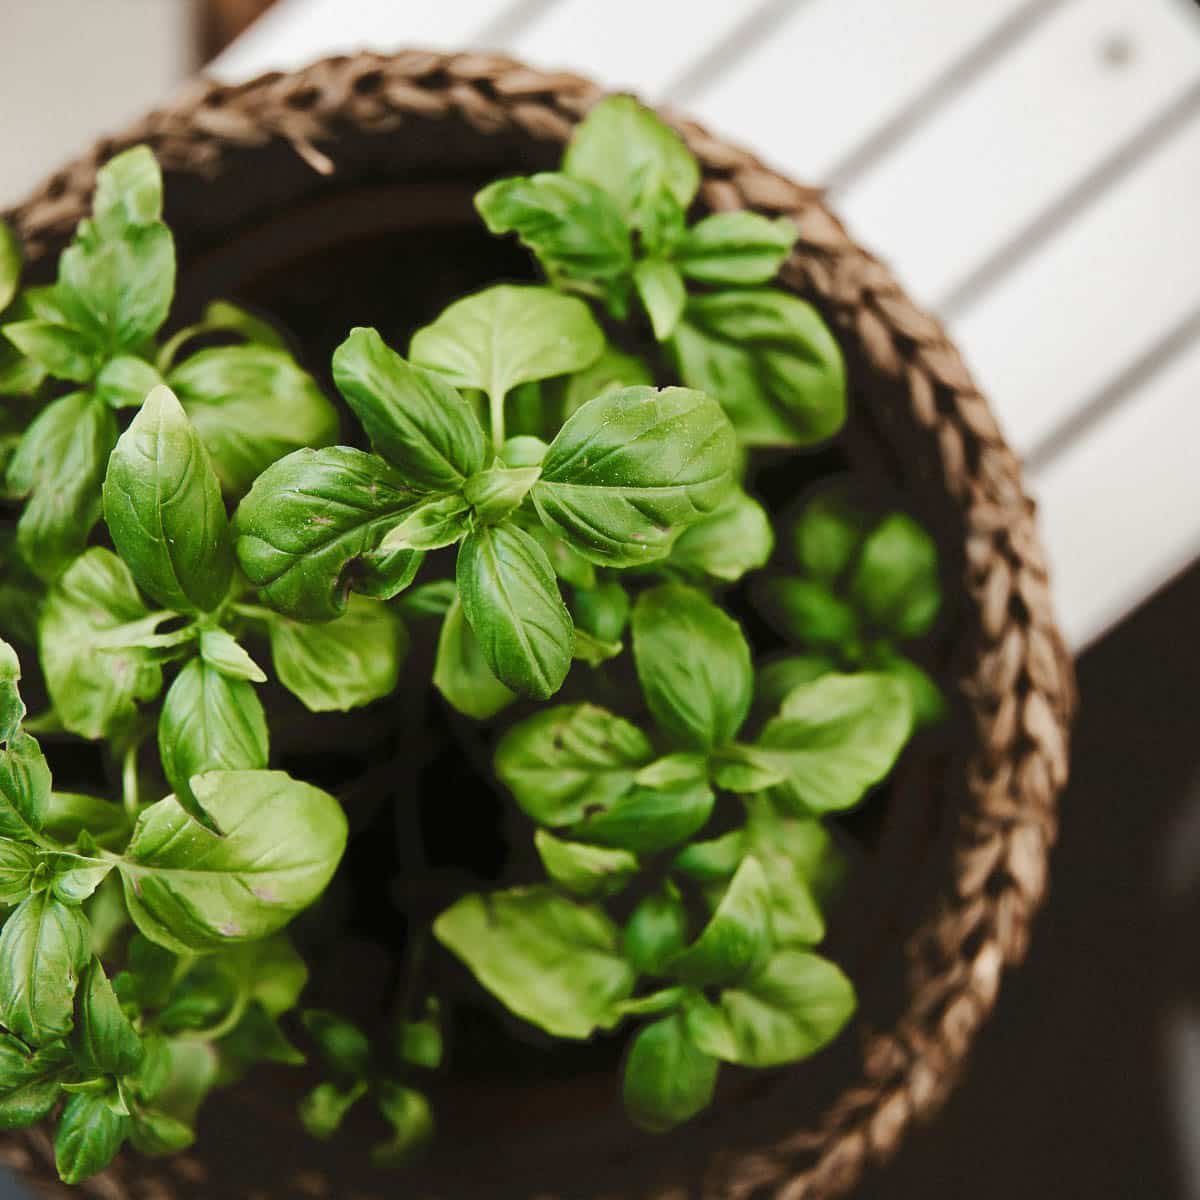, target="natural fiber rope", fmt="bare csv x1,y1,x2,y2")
3,51,1075,1200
